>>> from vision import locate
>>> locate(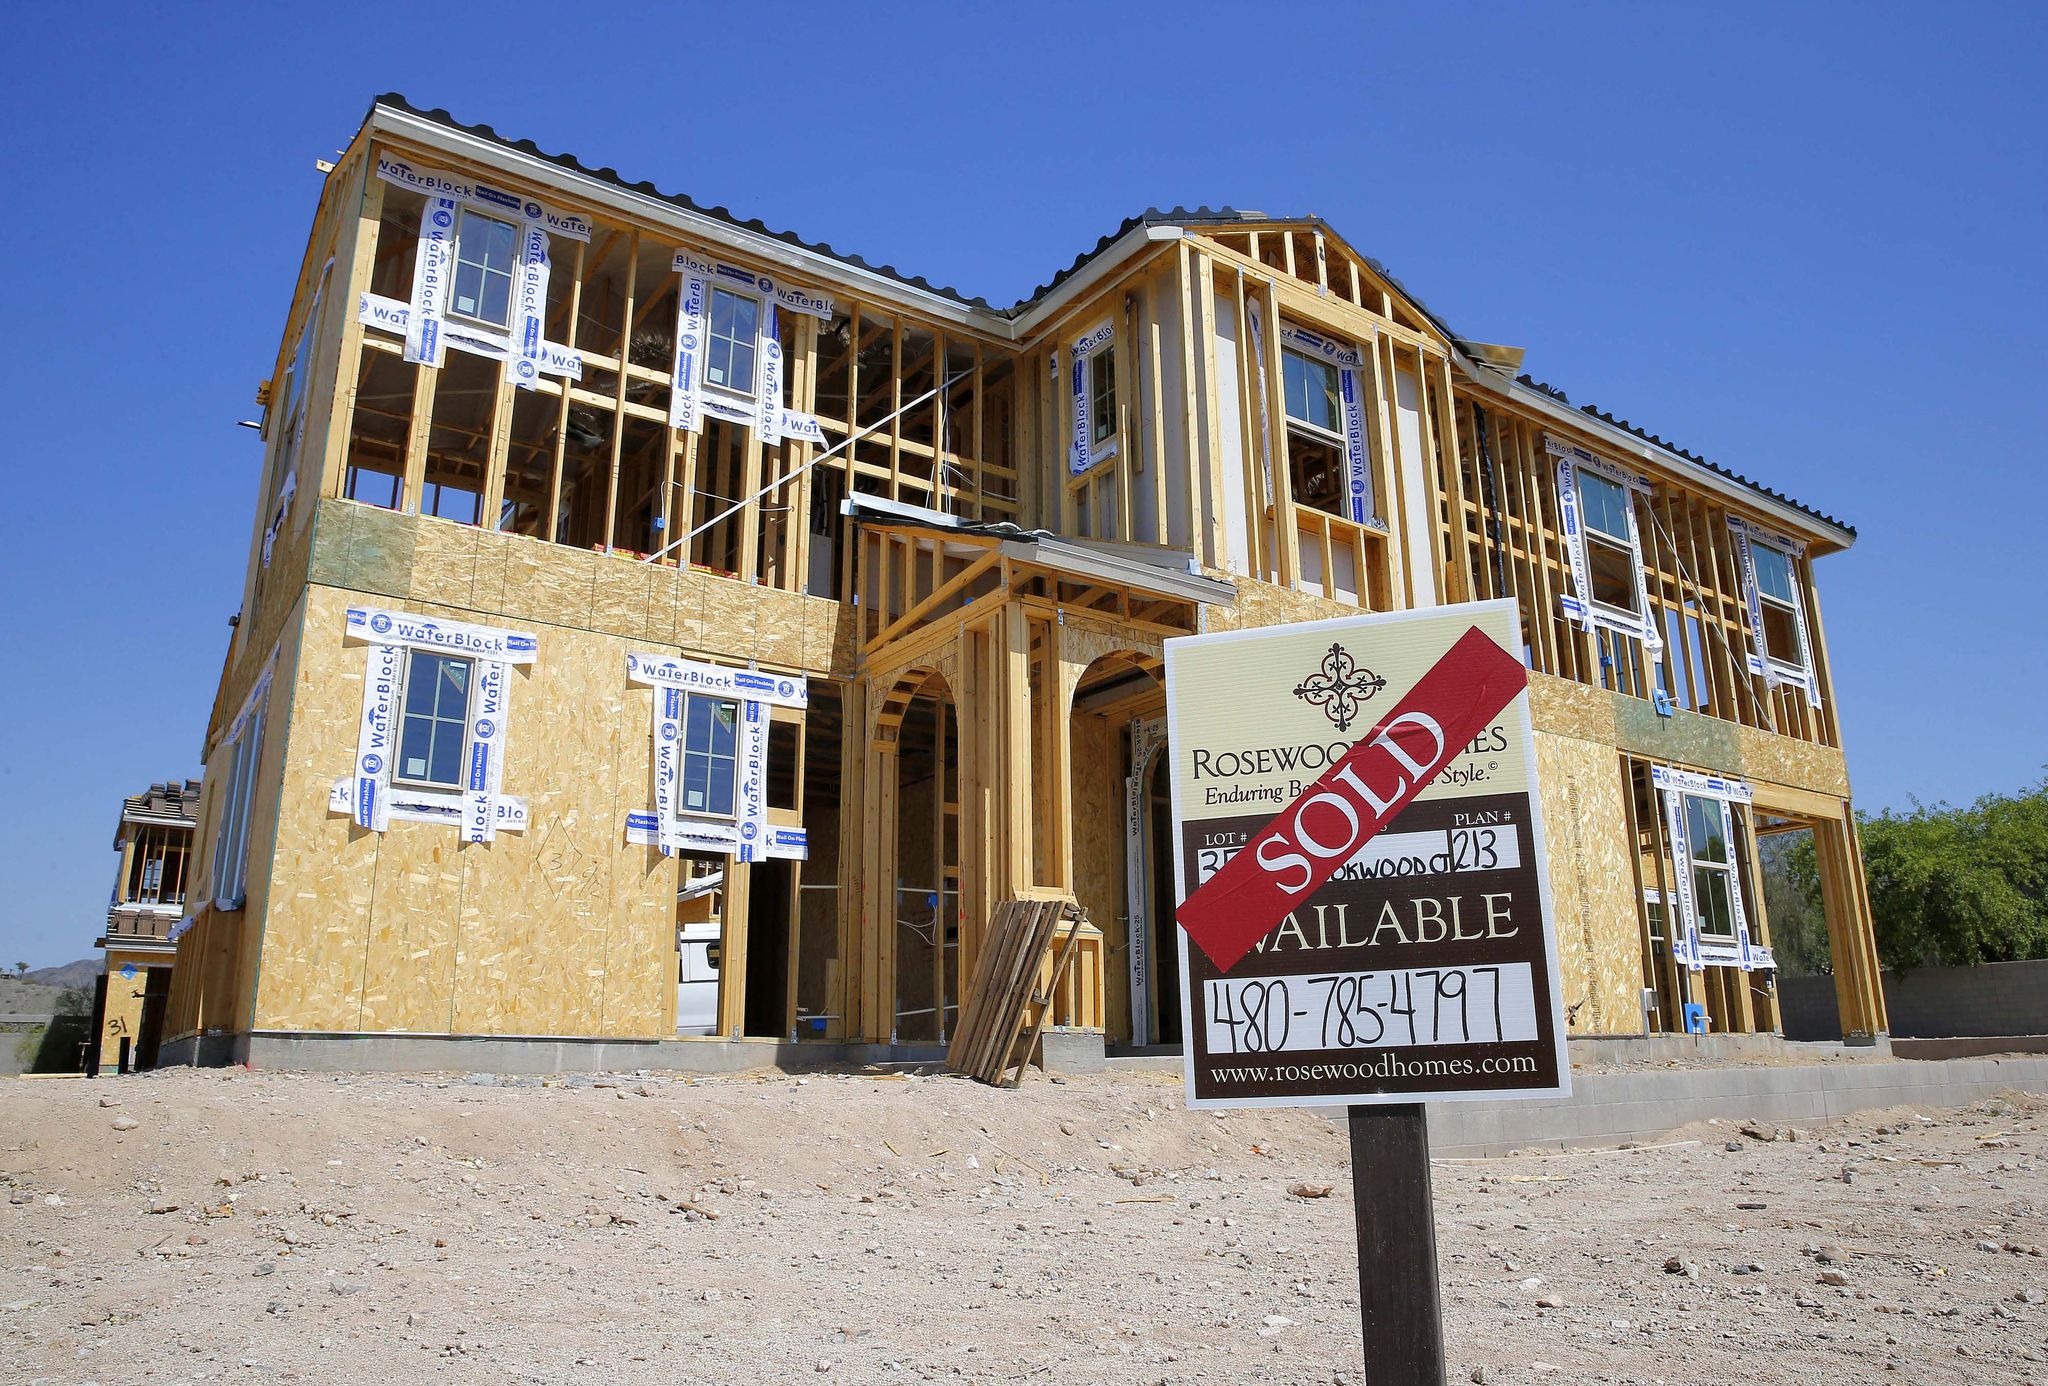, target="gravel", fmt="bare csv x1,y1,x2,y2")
4,1067,2047,1383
